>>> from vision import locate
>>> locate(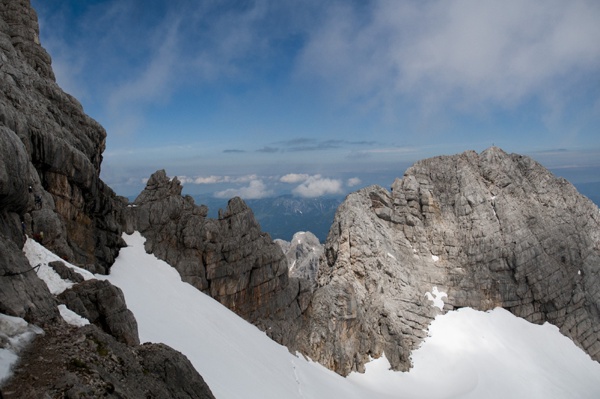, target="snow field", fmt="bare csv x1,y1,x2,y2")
15,231,600,398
